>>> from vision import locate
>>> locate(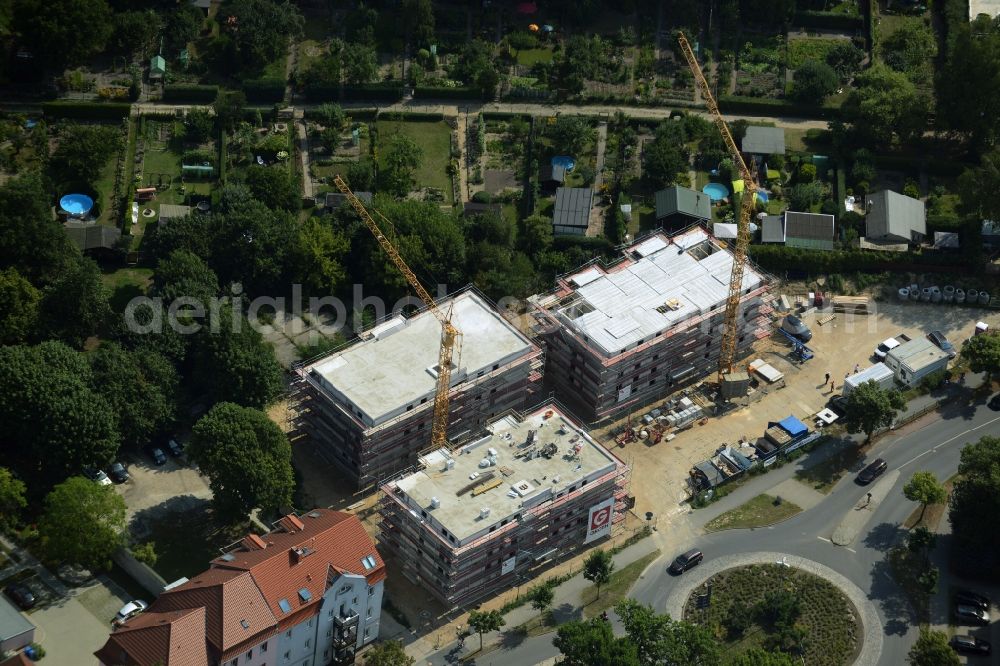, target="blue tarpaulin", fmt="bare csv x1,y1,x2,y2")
778,415,808,437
